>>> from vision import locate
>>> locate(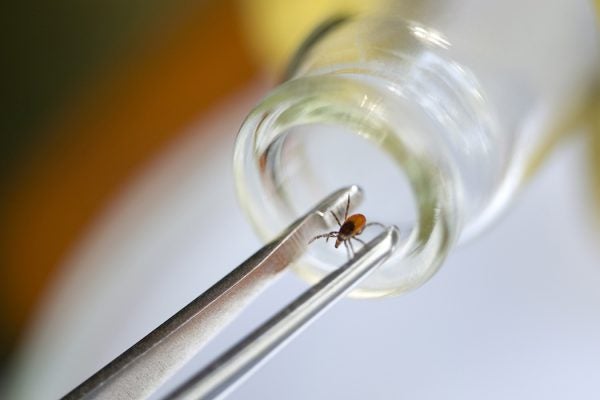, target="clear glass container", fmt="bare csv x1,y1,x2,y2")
234,0,599,297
